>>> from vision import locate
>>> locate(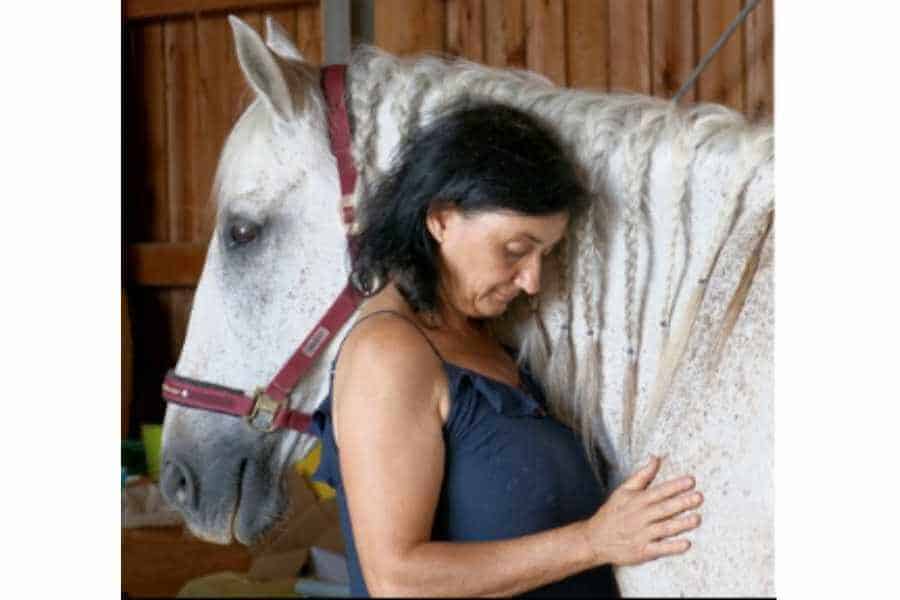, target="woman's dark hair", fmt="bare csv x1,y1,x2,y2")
352,100,588,313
